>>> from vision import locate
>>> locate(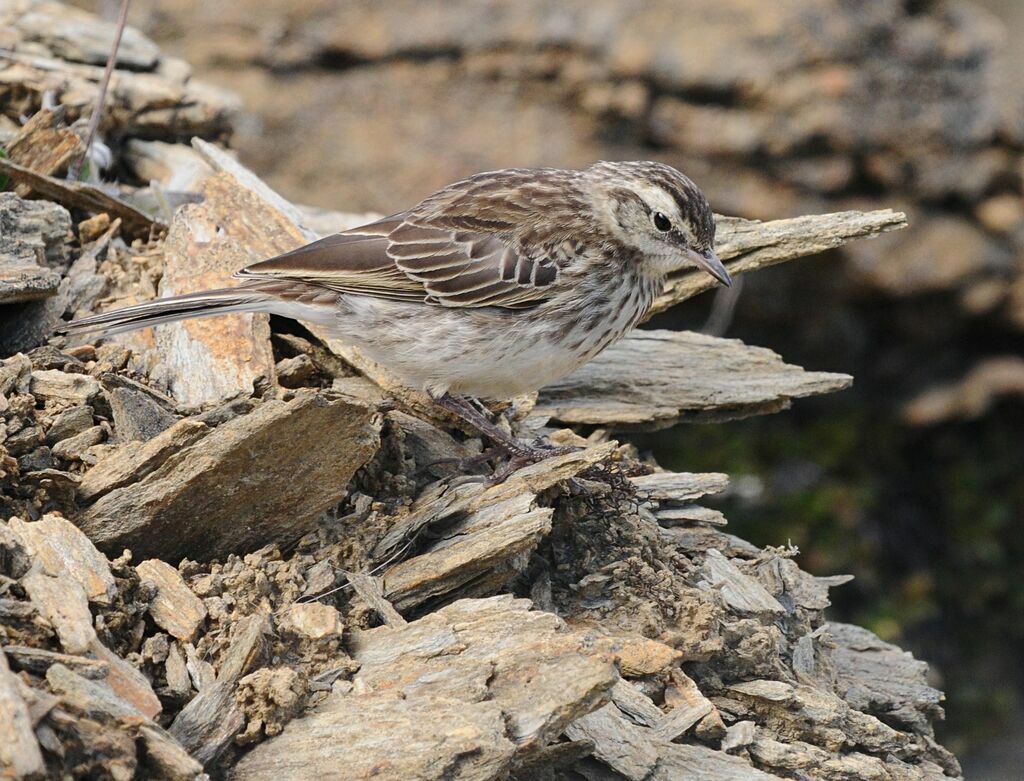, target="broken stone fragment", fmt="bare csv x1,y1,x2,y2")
45,404,95,444
46,662,147,721
0,193,69,305
171,612,271,766
20,567,95,654
277,602,343,640
136,559,208,643
8,514,116,605
29,369,103,407
77,418,209,502
233,596,618,780
274,354,316,389
104,383,178,443
630,471,730,503
700,549,787,616
90,640,162,720
155,172,303,406
535,330,852,430
75,389,381,562
0,649,44,777
50,424,105,461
